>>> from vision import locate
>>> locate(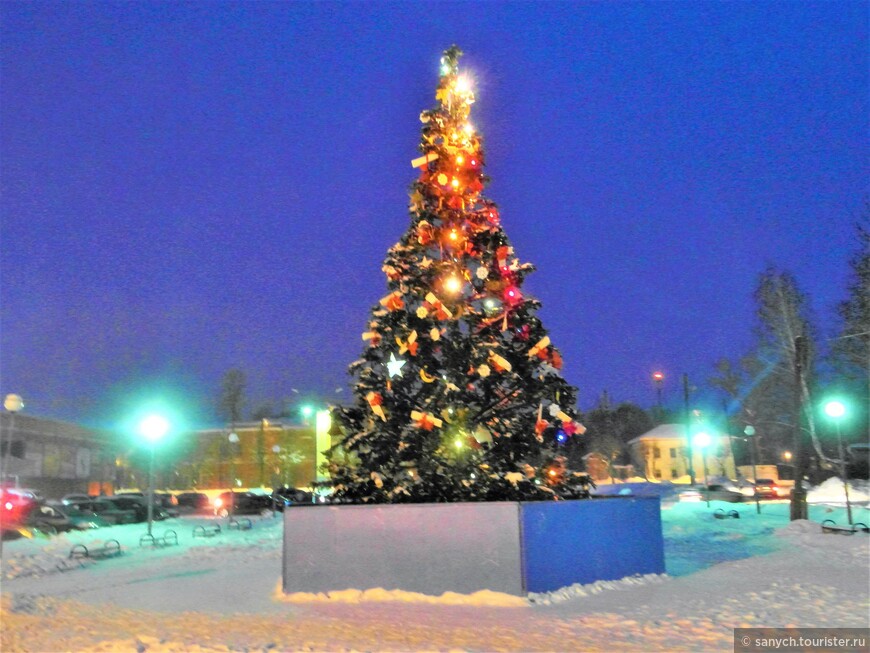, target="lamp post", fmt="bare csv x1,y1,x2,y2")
1,394,24,557
139,415,168,537
693,431,711,486
271,444,281,515
683,374,696,486
228,431,239,517
1,394,24,487
824,400,852,525
693,431,711,507
744,425,760,514
652,372,665,424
